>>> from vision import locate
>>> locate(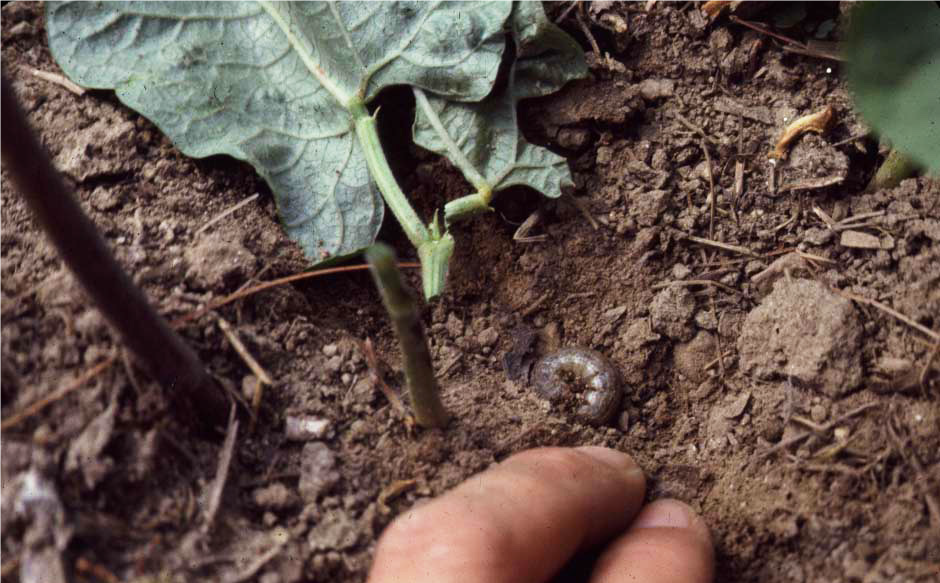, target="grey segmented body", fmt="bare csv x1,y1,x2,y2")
531,347,621,425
